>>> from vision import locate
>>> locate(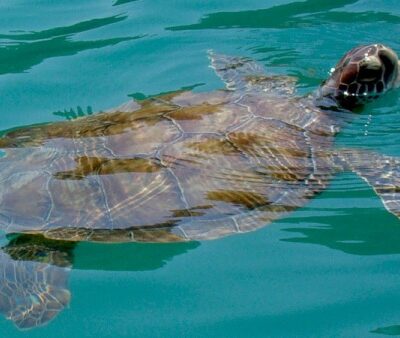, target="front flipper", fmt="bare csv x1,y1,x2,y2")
339,149,400,218
0,234,74,329
208,50,297,95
